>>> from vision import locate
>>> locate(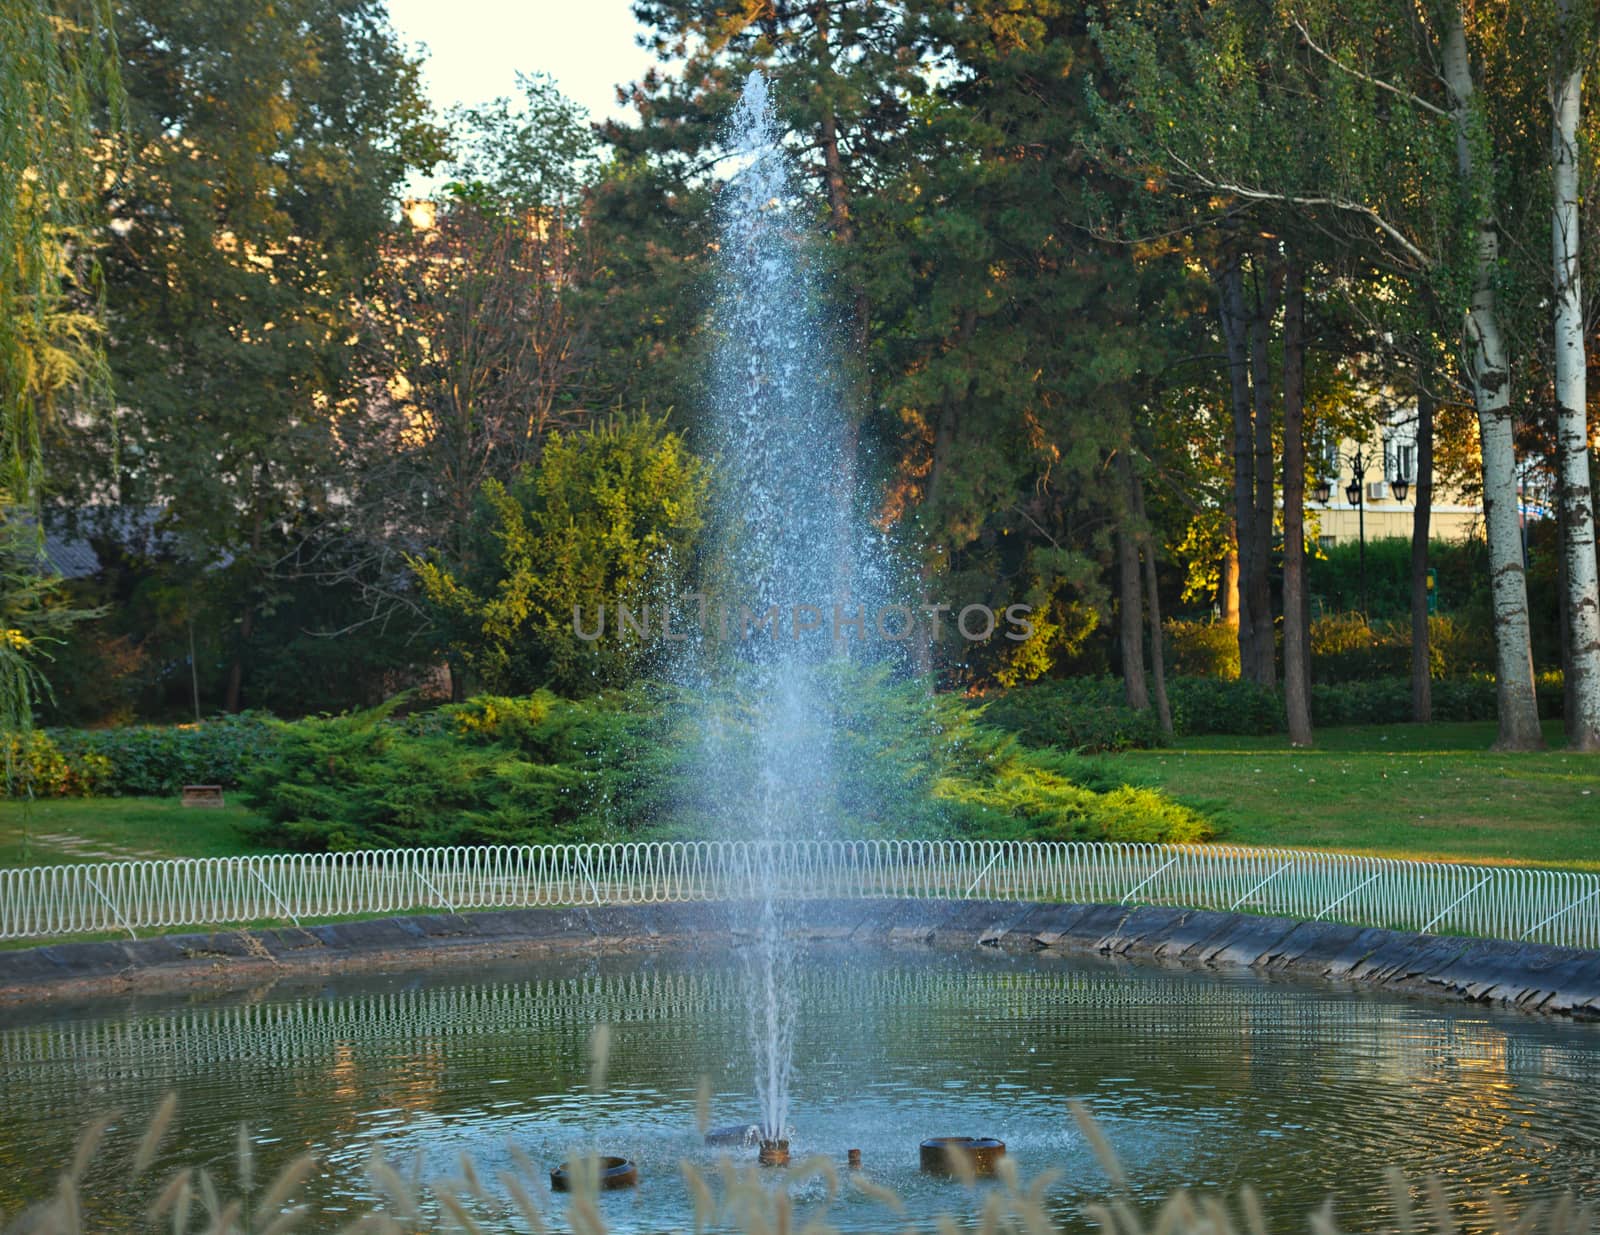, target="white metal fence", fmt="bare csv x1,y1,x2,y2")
1,841,1597,948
